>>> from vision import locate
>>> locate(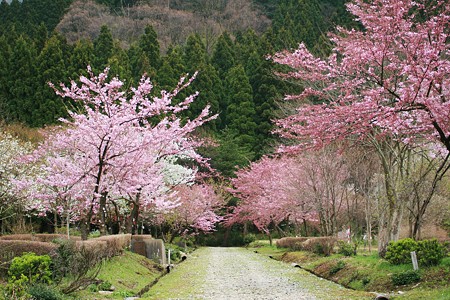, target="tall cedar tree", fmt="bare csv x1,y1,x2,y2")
93,25,114,73
224,64,256,151
7,35,37,126
35,34,69,126
129,24,161,82
182,34,221,129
